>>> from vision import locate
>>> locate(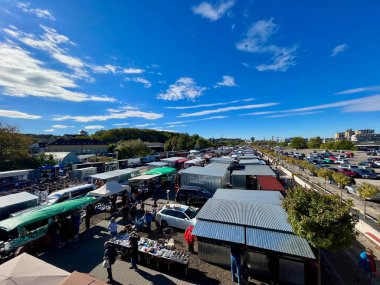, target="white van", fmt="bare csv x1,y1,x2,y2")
45,184,96,205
